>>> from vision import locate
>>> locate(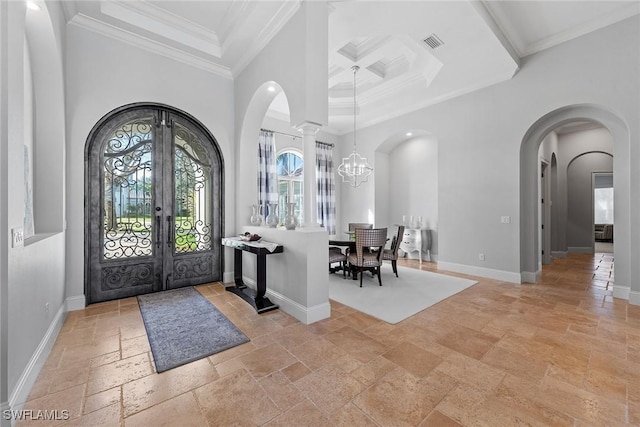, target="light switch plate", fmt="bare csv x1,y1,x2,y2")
12,228,24,248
